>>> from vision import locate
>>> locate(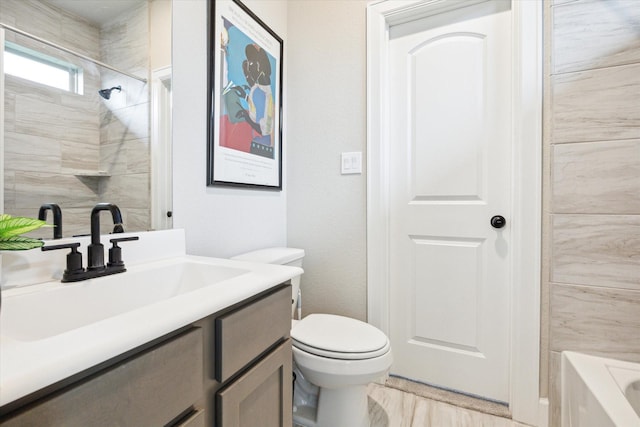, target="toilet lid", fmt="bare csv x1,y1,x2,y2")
291,314,390,360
